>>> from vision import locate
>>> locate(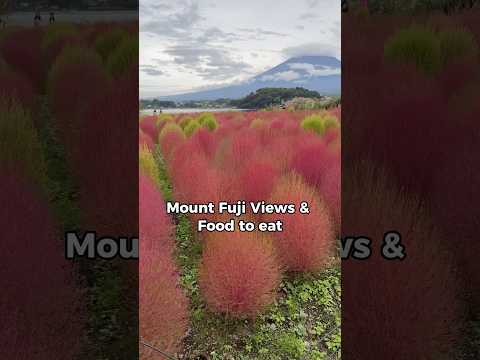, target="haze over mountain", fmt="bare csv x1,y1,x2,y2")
154,56,341,101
